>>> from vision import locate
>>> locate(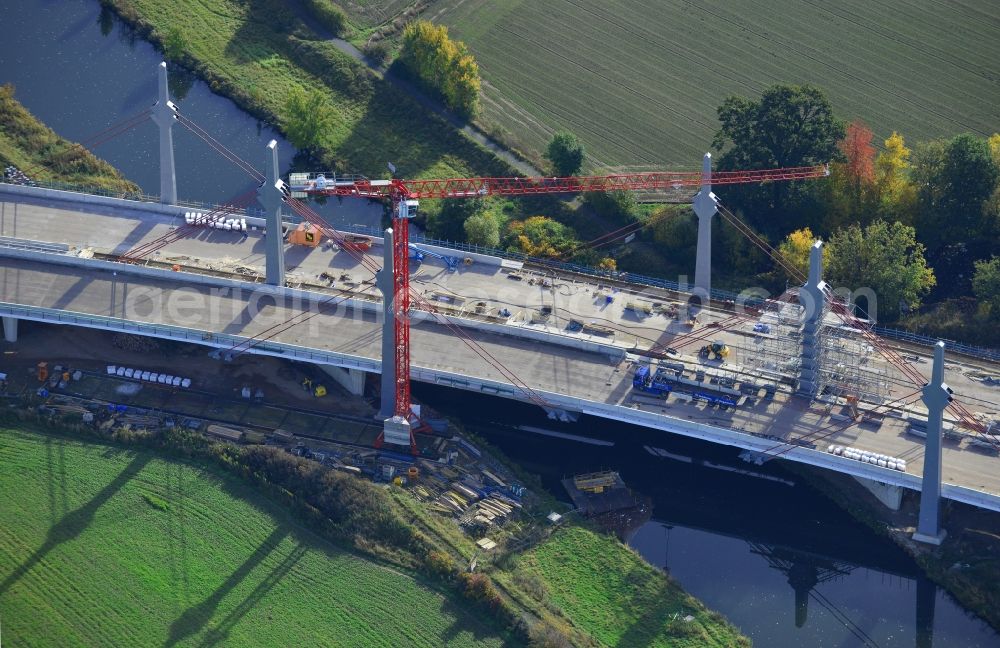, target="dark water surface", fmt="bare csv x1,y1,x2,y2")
414,384,1000,648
